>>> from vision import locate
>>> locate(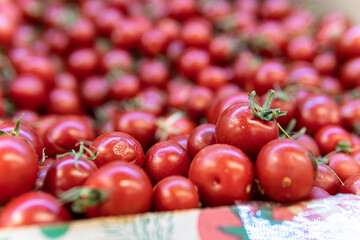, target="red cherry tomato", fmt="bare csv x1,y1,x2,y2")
0,121,43,158
187,123,216,158
43,116,95,157
339,174,360,195
144,141,191,184
0,191,71,228
256,138,316,202
90,131,144,168
0,136,38,205
113,111,157,151
84,161,152,217
188,144,254,207
314,125,353,155
152,176,200,212
314,164,341,195
215,102,279,160
296,94,341,134
328,153,360,182
43,155,98,195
